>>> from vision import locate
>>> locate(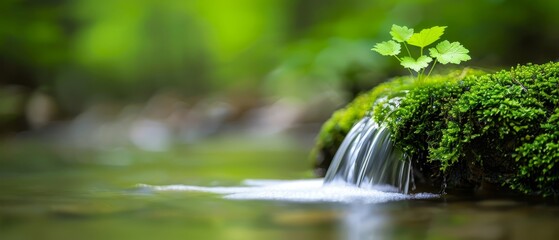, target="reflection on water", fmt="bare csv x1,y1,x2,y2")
1,139,559,240
344,204,383,240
